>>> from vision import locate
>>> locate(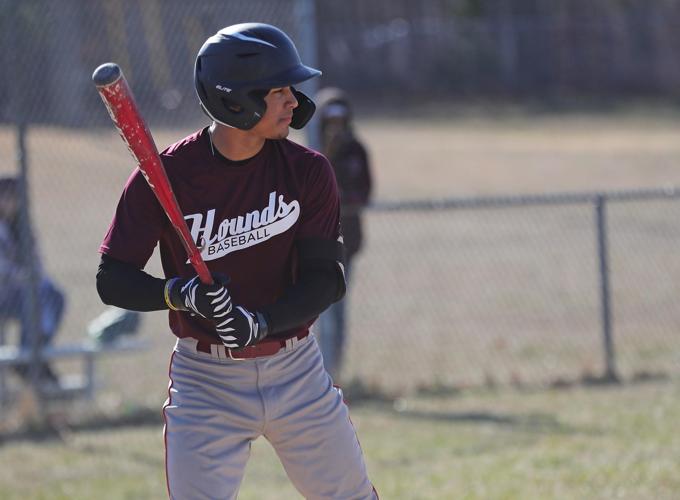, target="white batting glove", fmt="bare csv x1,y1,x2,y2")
216,306,269,349
166,275,231,320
